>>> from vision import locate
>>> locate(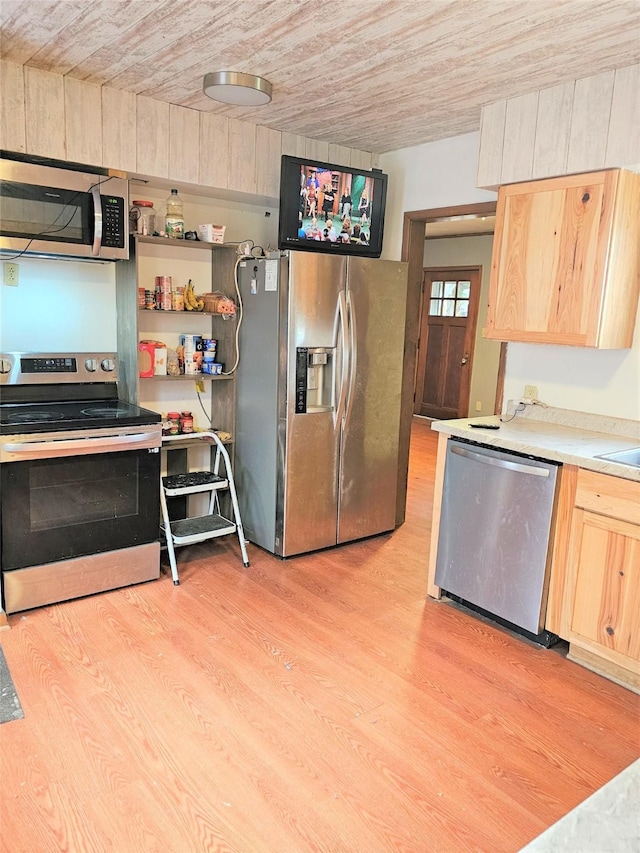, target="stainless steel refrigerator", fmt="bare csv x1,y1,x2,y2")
234,251,408,557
